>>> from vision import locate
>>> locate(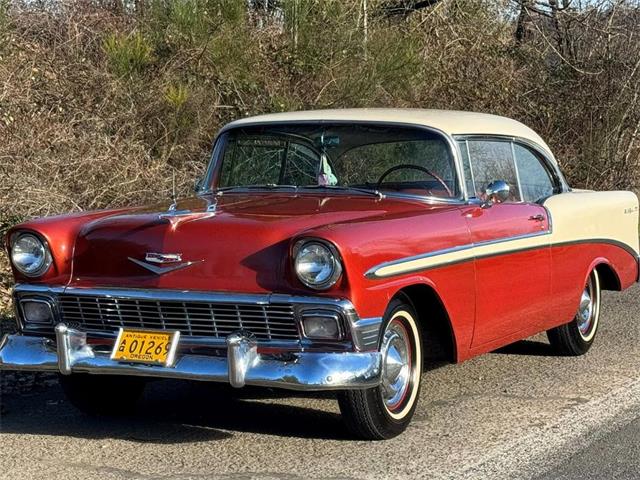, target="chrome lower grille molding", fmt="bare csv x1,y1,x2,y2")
58,294,299,341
